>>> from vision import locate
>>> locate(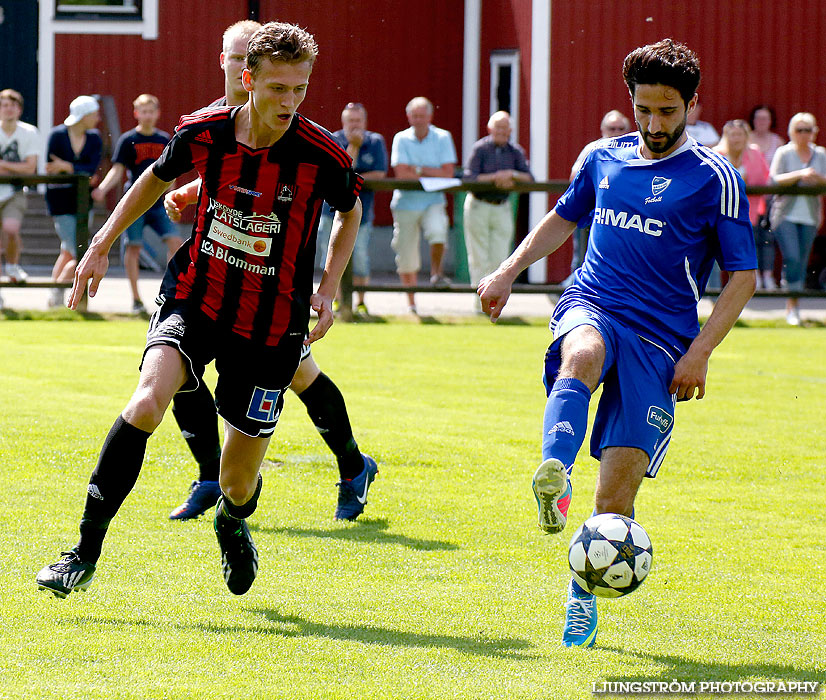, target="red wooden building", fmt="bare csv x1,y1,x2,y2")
15,0,826,280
